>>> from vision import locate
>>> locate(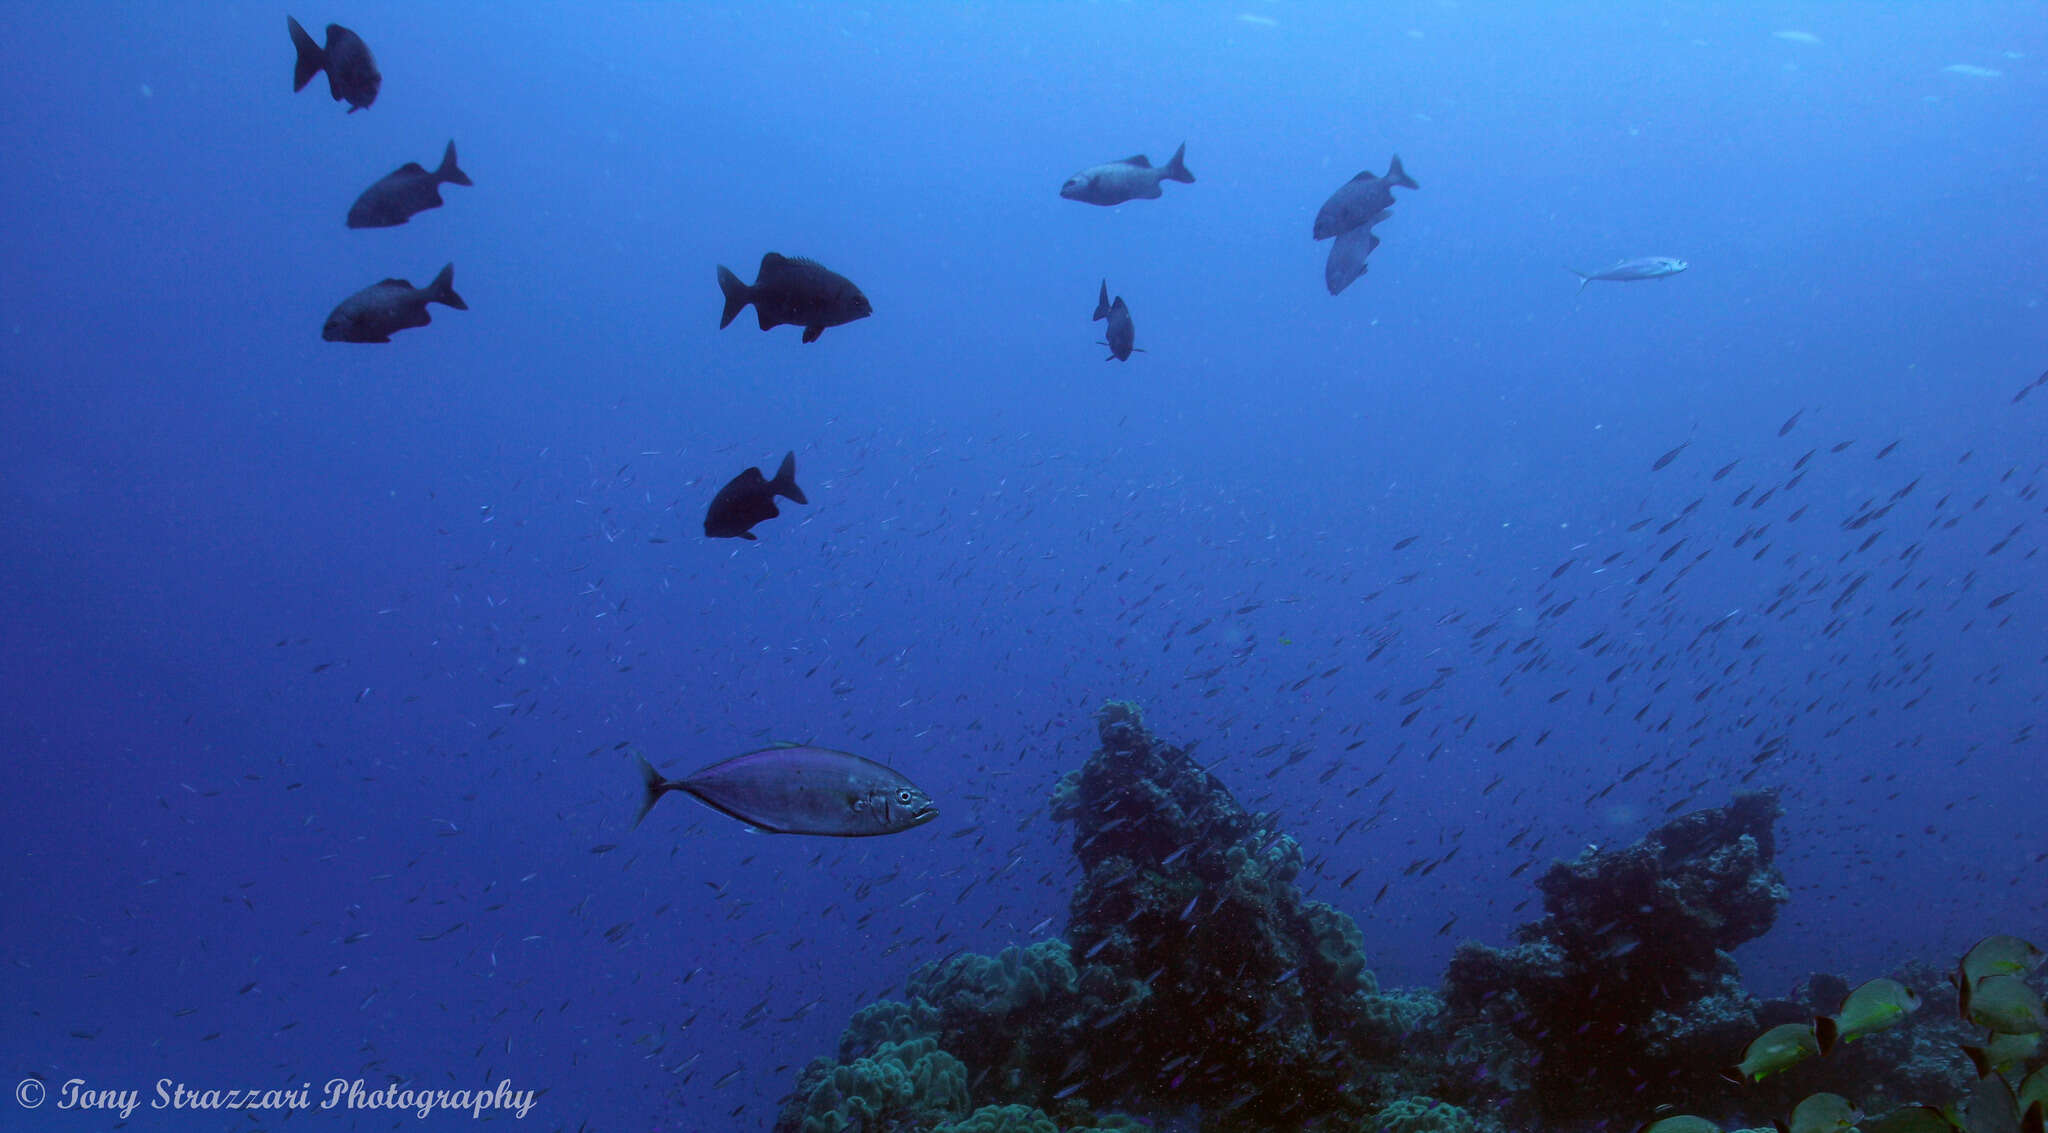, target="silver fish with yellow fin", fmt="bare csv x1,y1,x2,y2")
1816,977,1920,1054
1722,1022,1820,1085
1778,1093,1861,1133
